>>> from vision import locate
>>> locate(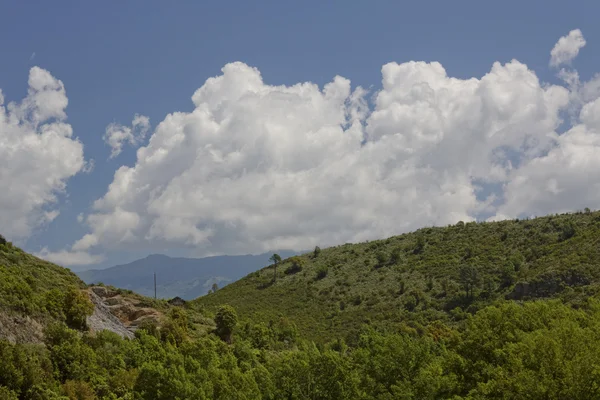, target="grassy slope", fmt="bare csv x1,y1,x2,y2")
195,210,600,342
0,241,83,317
